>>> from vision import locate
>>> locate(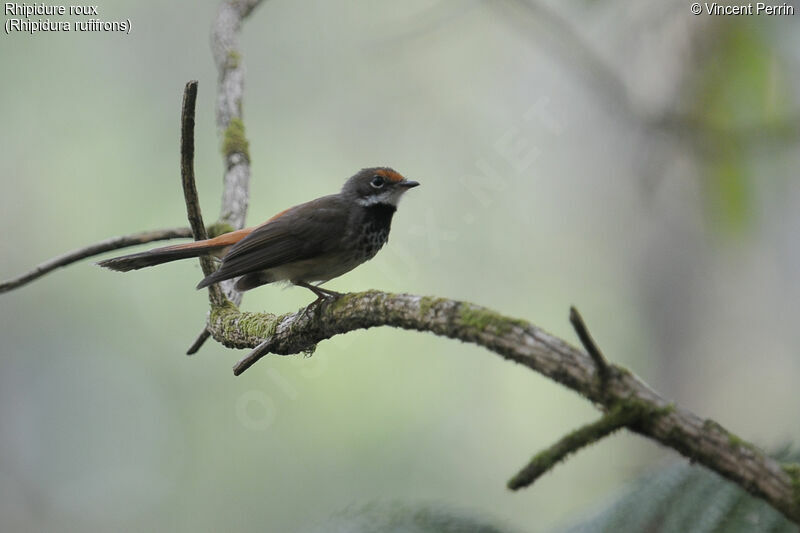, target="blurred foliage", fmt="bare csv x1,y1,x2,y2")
309,502,516,533
307,452,800,532
694,21,793,237
560,451,799,533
